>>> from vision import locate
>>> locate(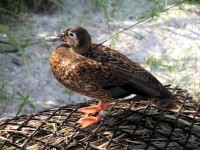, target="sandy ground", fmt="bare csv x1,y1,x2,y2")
0,1,199,118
